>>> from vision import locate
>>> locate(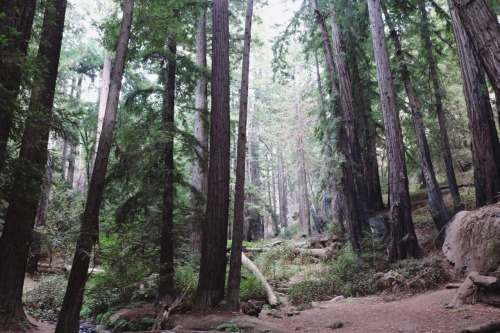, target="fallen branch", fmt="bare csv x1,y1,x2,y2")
461,320,500,333
242,253,278,307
